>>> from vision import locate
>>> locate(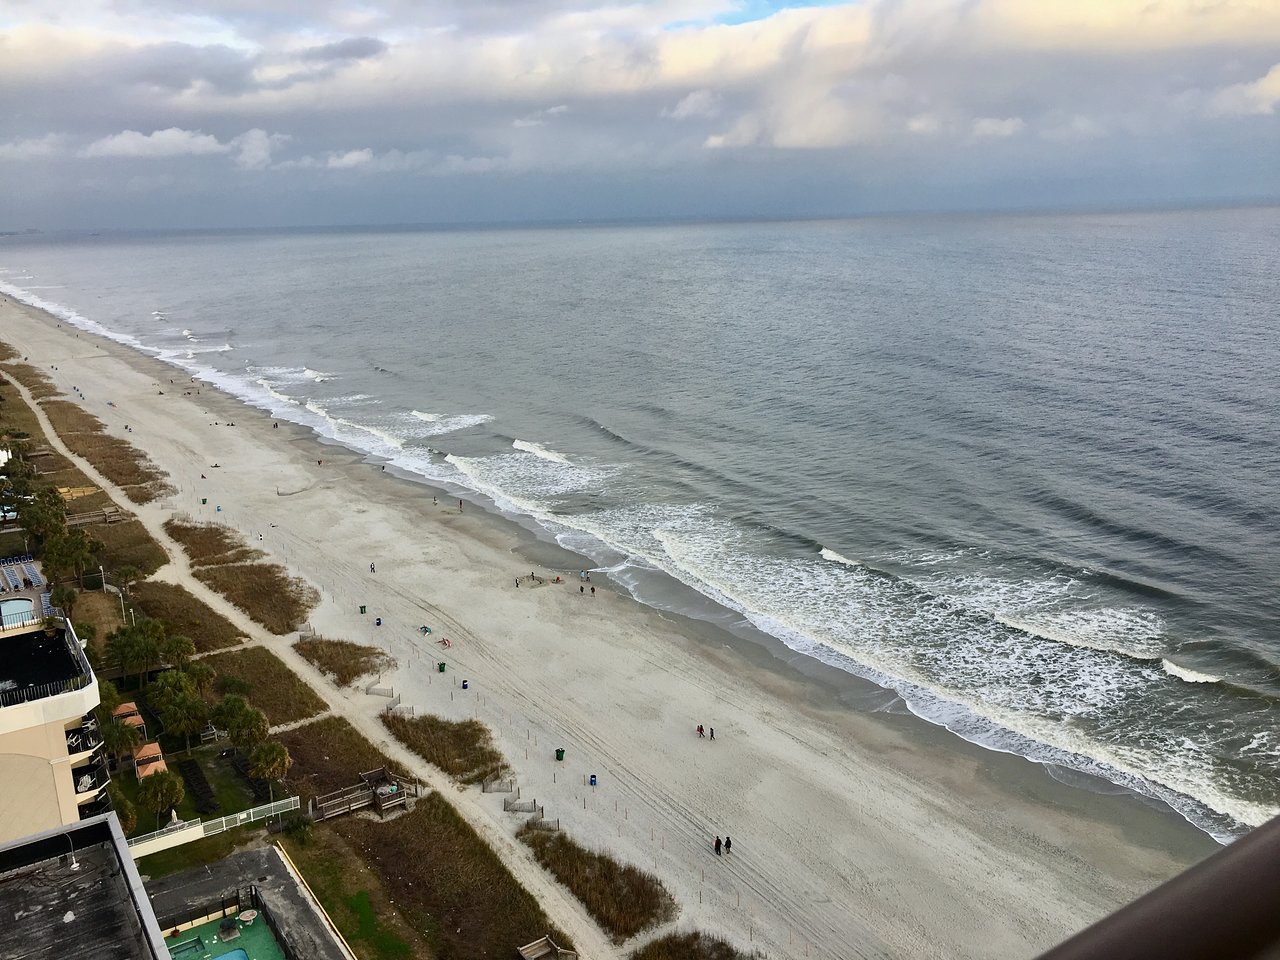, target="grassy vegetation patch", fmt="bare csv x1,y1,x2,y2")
295,637,393,687
281,831,427,960
96,520,168,576
41,399,173,503
382,713,507,785
136,827,263,880
630,932,752,960
193,563,318,635
131,580,244,652
113,745,256,837
276,715,405,807
334,793,571,960
518,825,676,942
201,646,325,727
0,341,19,362
0,361,60,399
162,519,263,567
